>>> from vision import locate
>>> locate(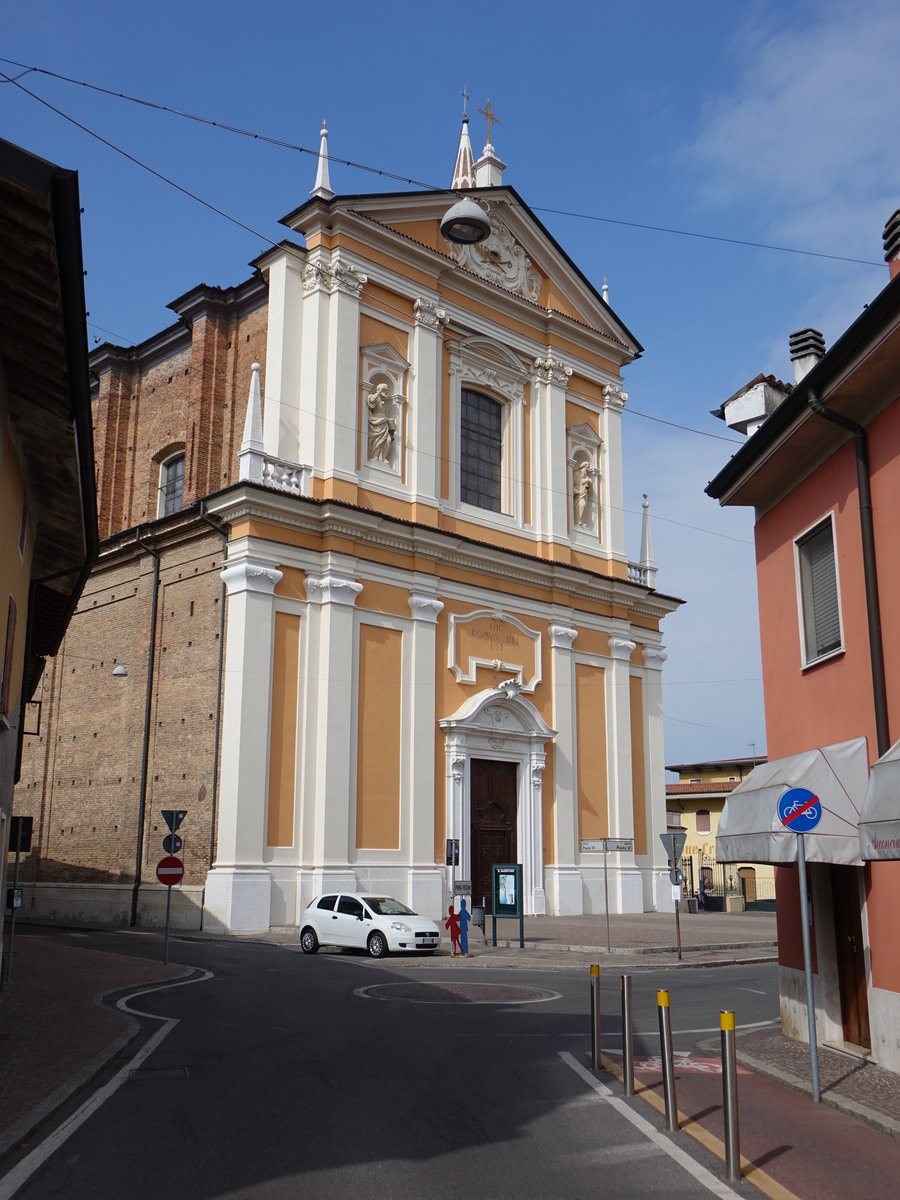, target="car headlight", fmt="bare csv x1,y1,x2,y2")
390,921,412,933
